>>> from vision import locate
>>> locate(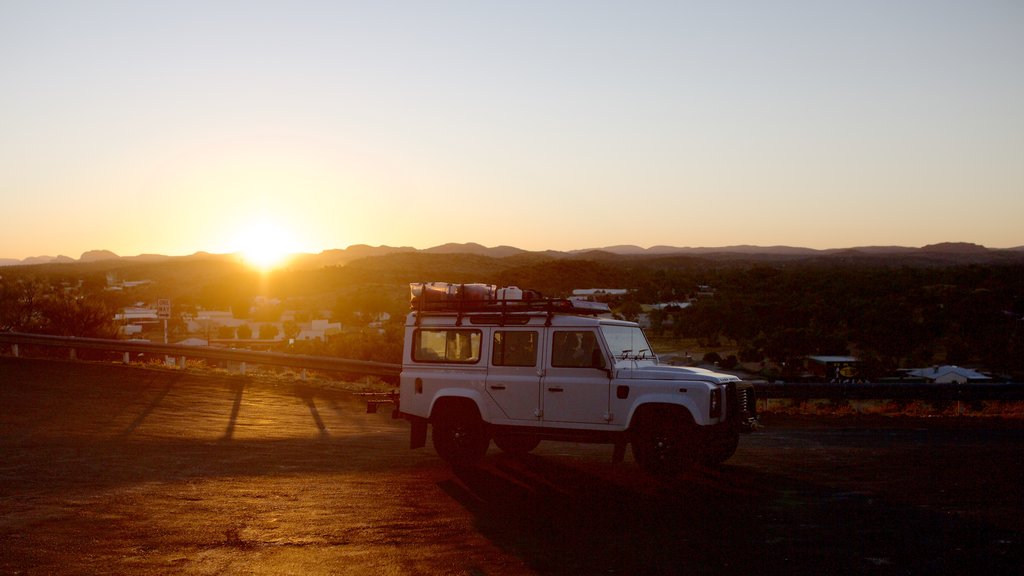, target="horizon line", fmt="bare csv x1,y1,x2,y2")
3,240,1023,264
